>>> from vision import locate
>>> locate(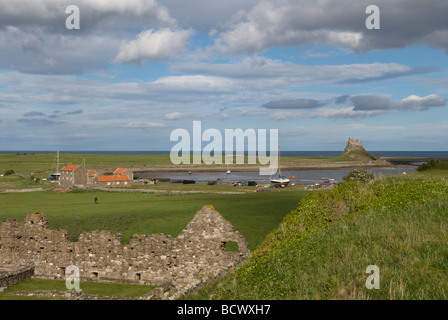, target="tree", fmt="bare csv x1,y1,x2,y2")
4,169,15,176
